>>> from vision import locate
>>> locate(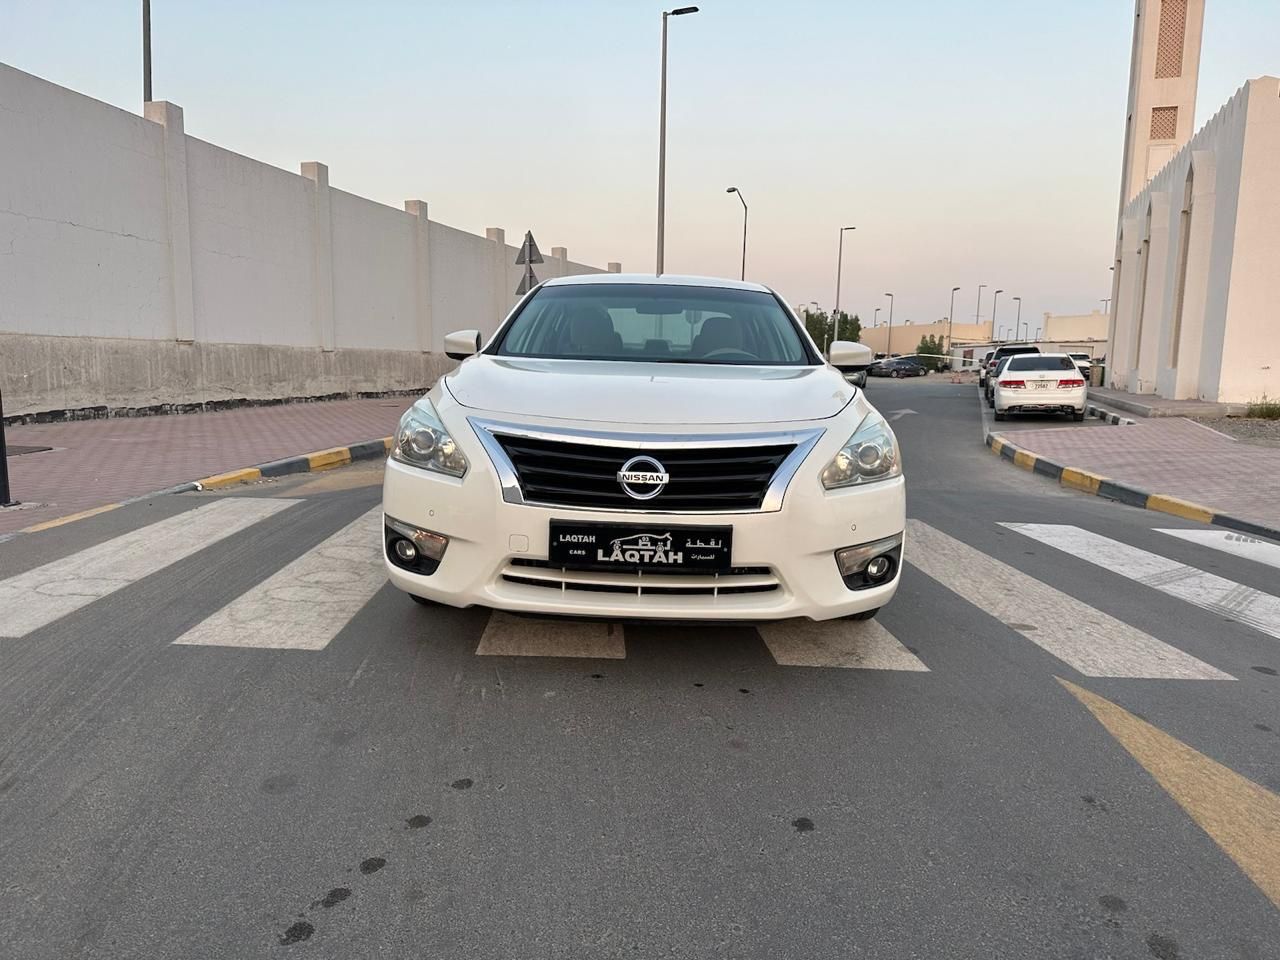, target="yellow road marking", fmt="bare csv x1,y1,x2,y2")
1058,677,1280,909
1060,467,1104,494
21,502,122,533
306,447,352,471
1013,449,1037,471
1147,494,1215,524
199,467,262,489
